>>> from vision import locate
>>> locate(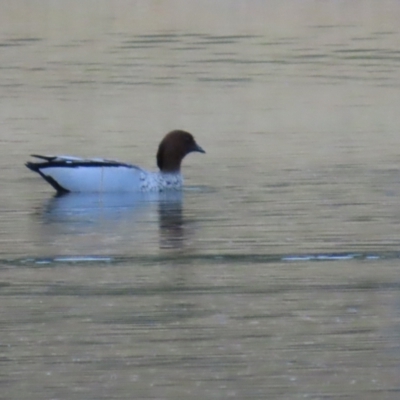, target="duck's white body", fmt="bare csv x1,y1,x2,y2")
26,130,204,194
26,155,183,193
